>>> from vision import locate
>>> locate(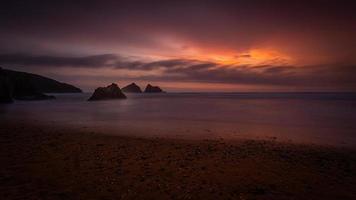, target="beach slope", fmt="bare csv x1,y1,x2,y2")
1,122,355,199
